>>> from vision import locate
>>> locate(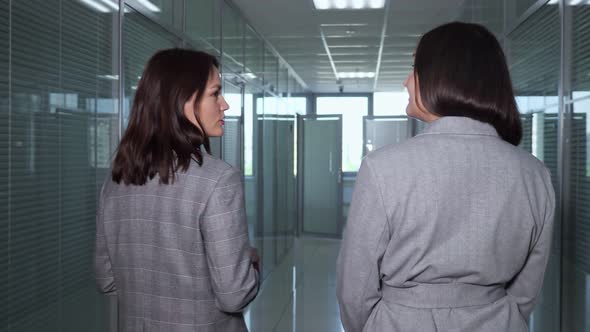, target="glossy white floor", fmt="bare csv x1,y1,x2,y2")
245,237,345,332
